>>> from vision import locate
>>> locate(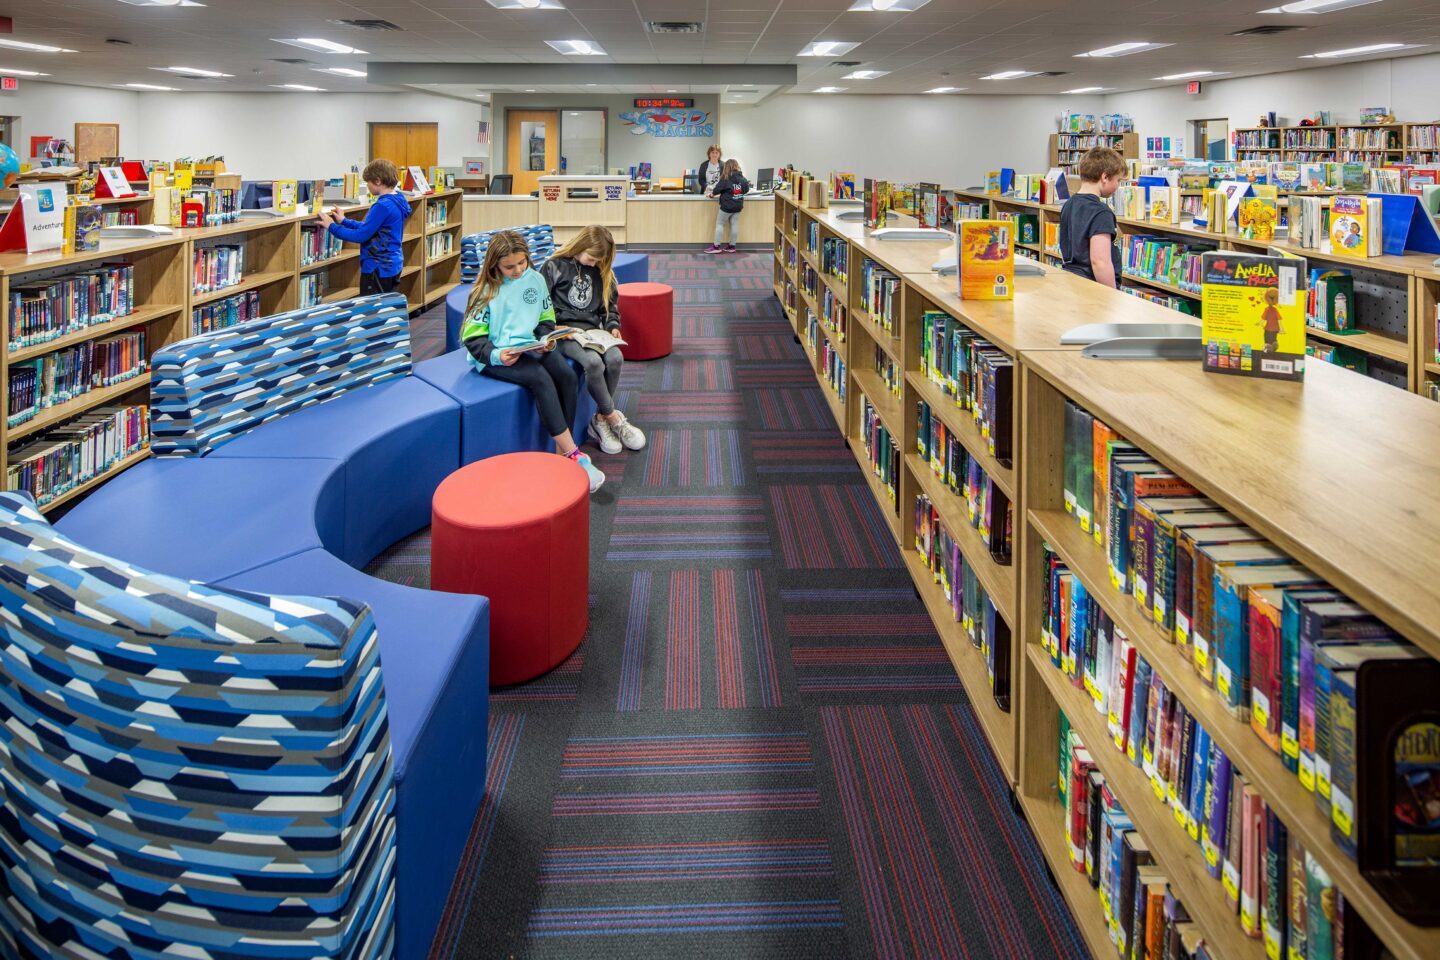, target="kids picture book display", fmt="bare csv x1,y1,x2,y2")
956,220,1015,301
1200,251,1307,382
